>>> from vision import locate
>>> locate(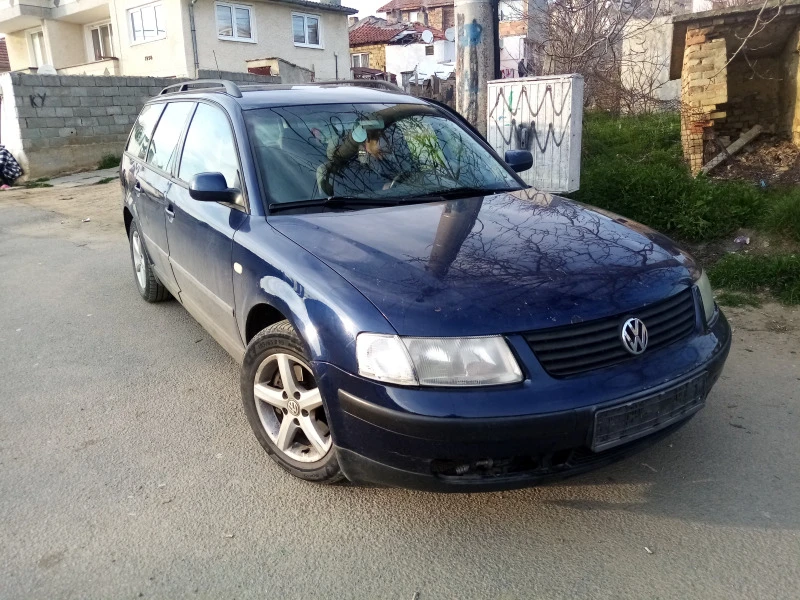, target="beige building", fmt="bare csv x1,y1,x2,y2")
0,0,355,80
